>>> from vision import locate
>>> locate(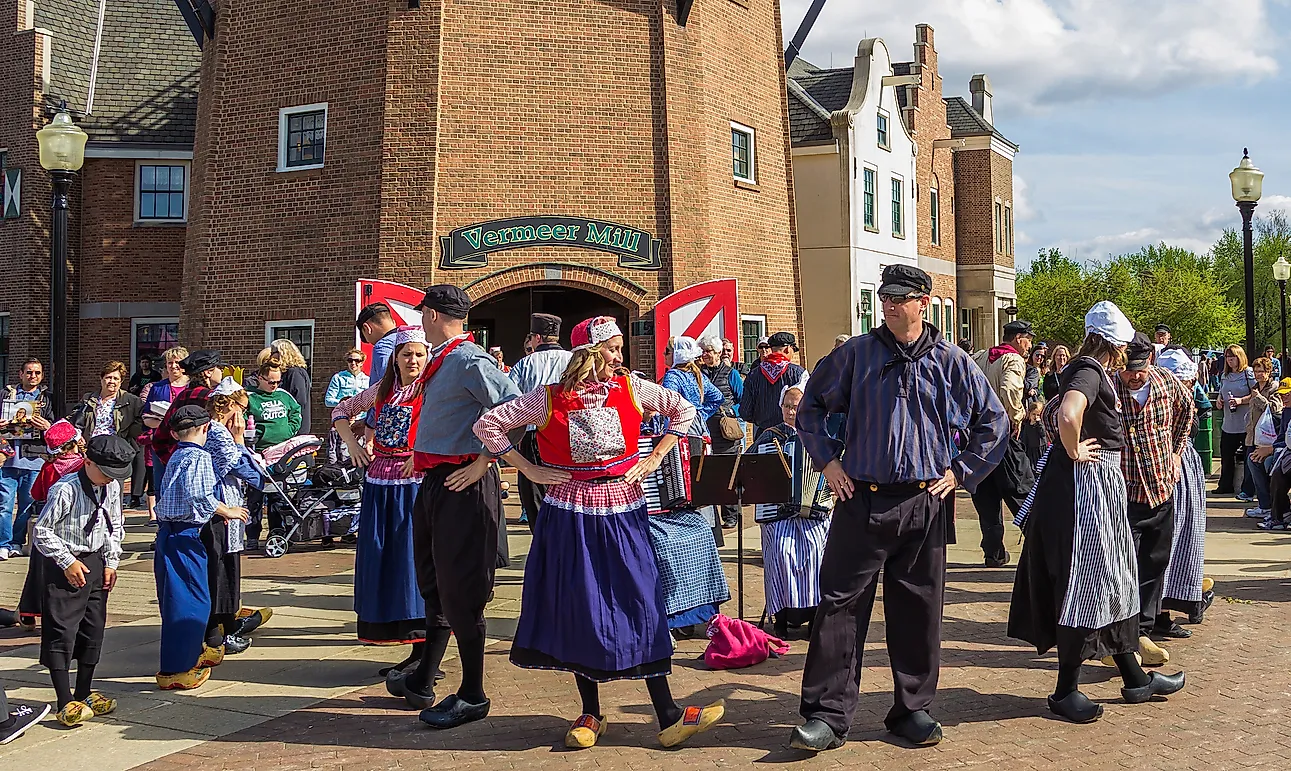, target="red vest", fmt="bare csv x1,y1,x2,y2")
537,376,643,480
